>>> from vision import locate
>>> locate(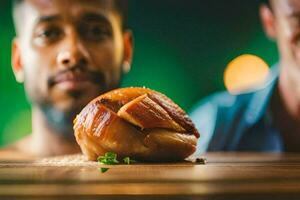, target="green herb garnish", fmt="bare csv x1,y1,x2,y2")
123,157,136,165
99,168,109,173
97,152,119,165
97,152,135,173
